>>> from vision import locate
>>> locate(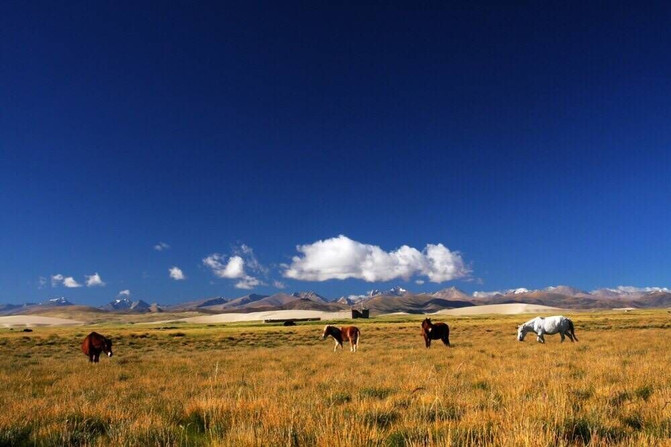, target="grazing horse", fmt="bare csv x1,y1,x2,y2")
421,318,450,348
321,325,360,352
517,316,578,344
81,332,113,363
